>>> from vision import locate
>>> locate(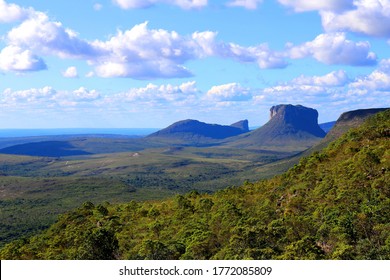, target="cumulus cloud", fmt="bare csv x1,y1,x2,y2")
3,7,360,79
62,66,79,78
111,81,199,105
72,87,101,101
226,0,263,10
90,22,286,78
257,70,352,106
112,0,208,10
0,1,288,79
7,11,99,59
1,86,102,109
288,33,377,66
263,84,326,95
90,22,215,78
220,43,288,69
0,45,47,72
206,83,252,101
0,0,31,22
292,70,349,87
278,0,390,38
2,86,56,105
321,0,390,37
349,59,390,92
